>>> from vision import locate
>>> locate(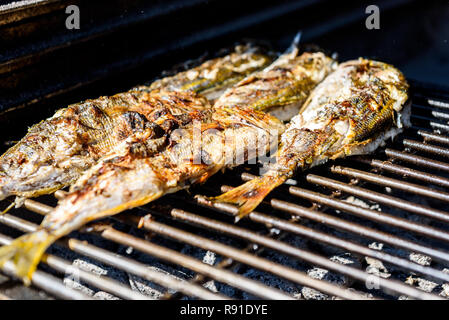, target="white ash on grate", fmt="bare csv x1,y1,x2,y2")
403,268,449,298
409,253,432,266
365,242,393,279
120,229,243,298
308,253,362,288
441,284,449,298
303,253,364,300
365,257,391,279
62,258,122,299
94,291,120,300
301,287,328,300
439,269,449,298
405,276,439,293
128,269,177,299
343,196,381,211
202,250,217,265
201,251,219,293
